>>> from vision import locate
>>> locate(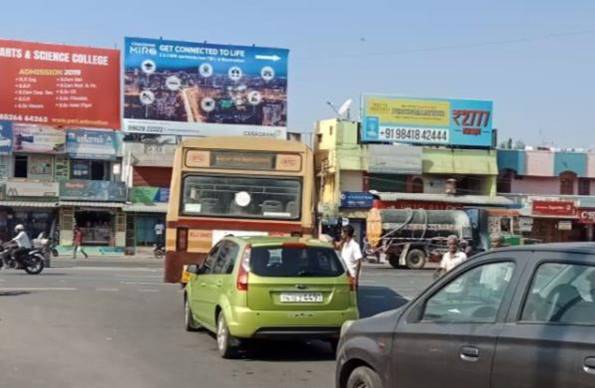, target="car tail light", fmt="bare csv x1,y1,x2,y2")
177,228,188,251
236,245,251,291
347,272,357,292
